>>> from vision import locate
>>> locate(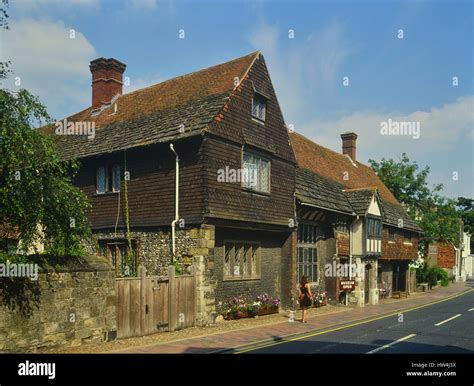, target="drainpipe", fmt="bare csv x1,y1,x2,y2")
170,144,179,262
